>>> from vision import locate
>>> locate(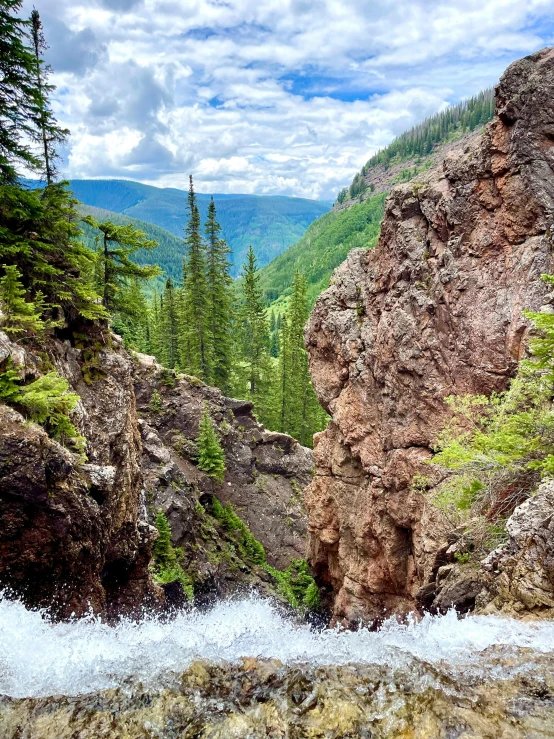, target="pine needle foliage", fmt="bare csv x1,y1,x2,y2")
205,196,234,393
196,404,226,482
82,215,160,314
152,510,193,599
0,263,44,335
0,0,42,183
264,558,320,611
181,175,211,380
211,497,265,564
